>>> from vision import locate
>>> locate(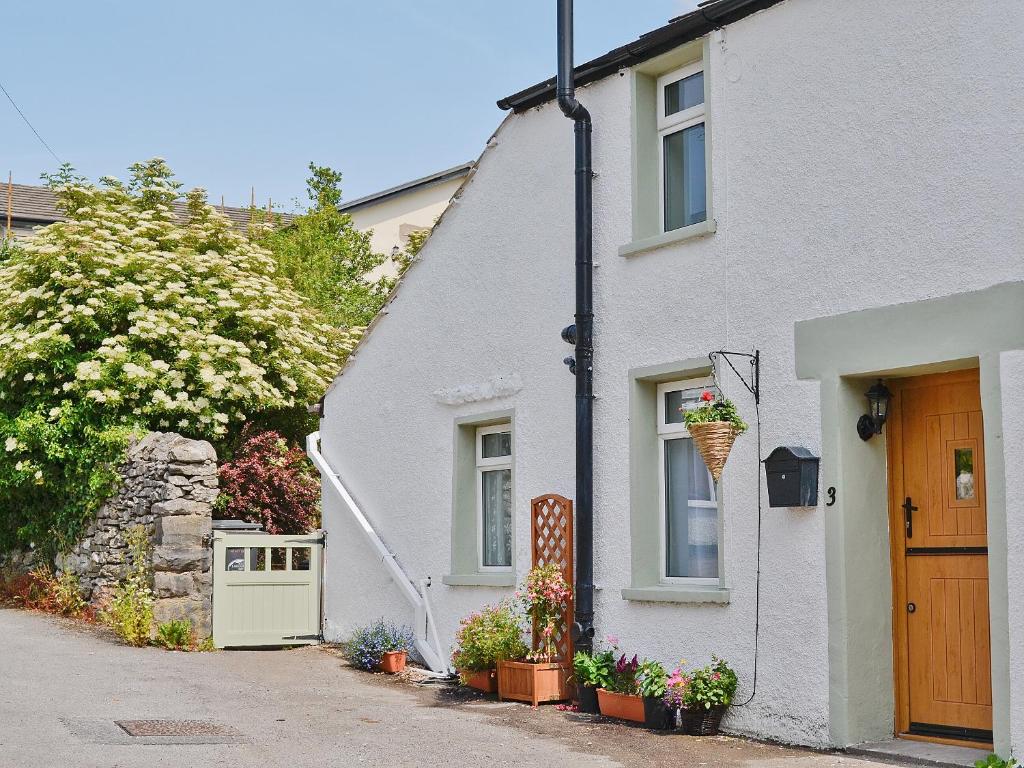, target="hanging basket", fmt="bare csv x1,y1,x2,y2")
687,421,739,483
